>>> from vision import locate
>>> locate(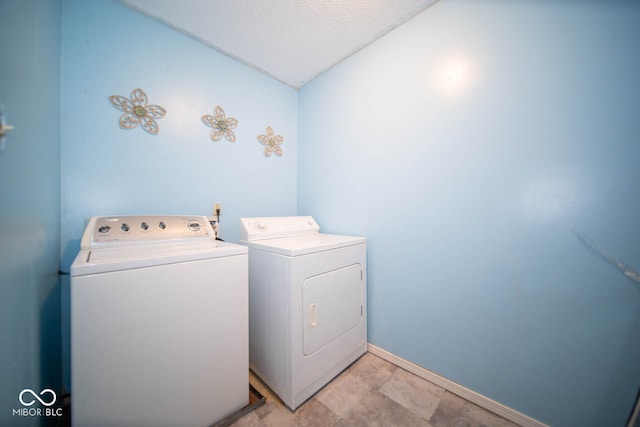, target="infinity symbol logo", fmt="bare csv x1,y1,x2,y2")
19,389,56,407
